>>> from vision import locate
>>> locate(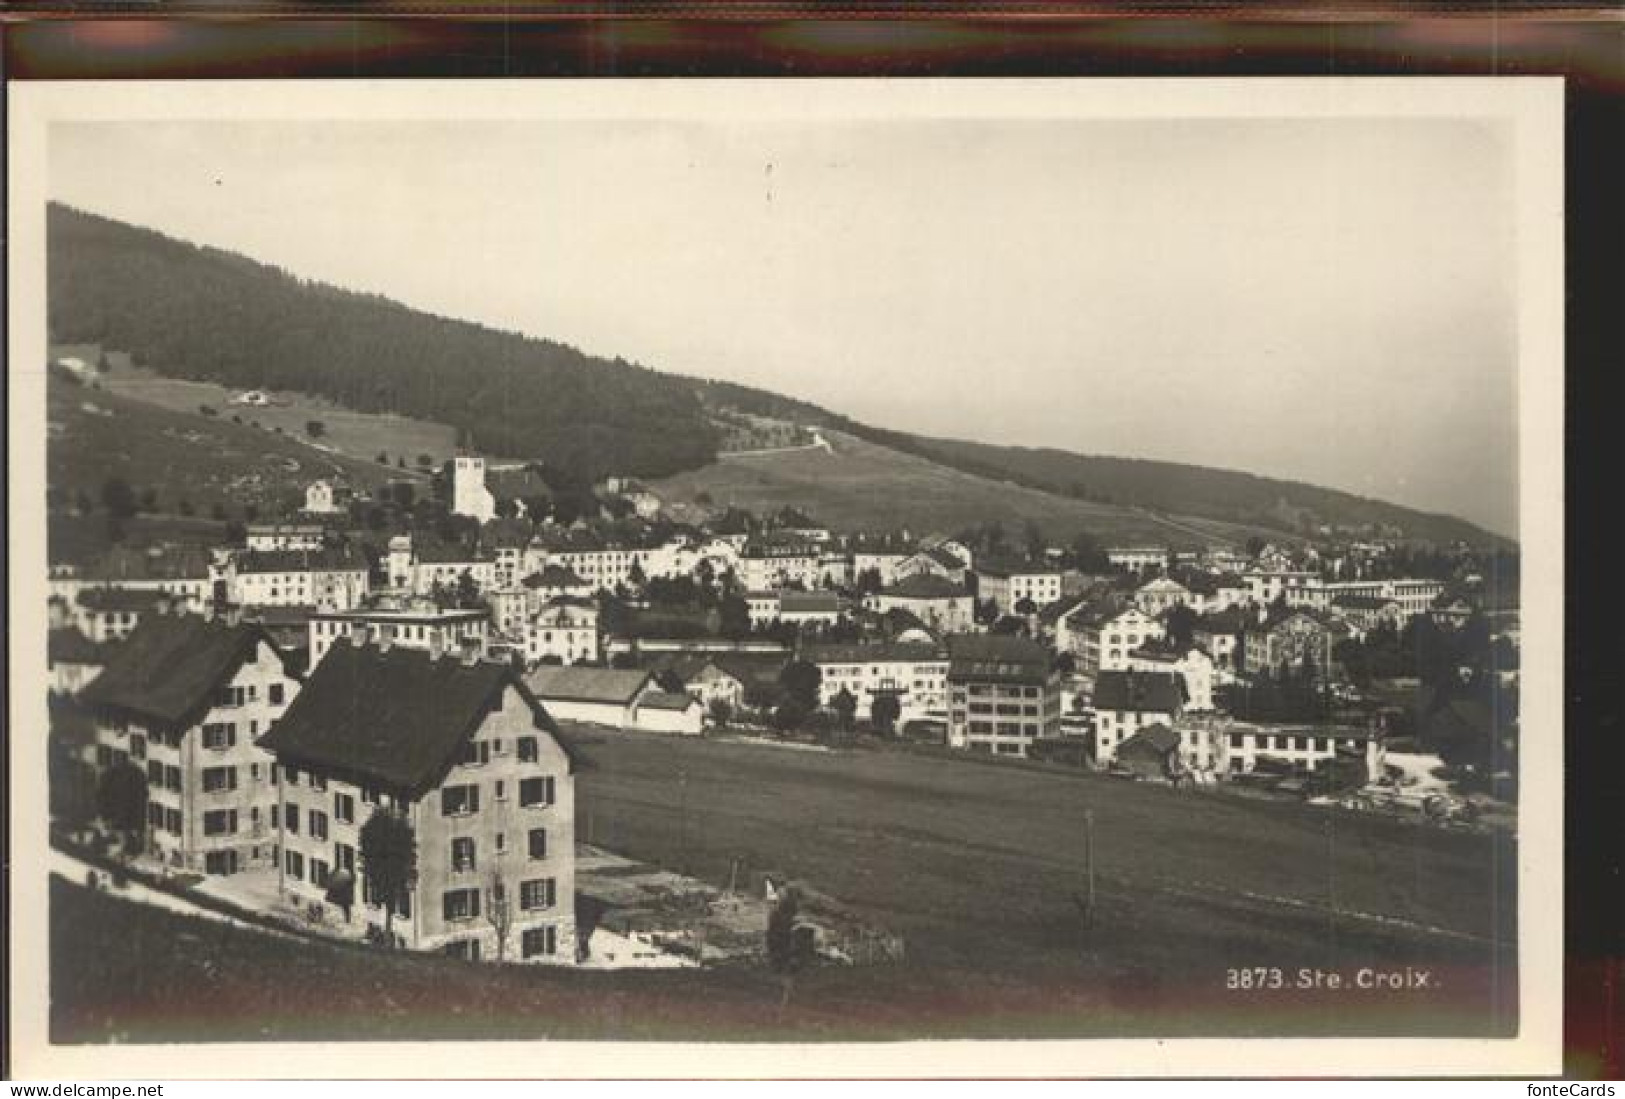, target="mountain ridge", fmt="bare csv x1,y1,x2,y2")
46,203,1508,547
